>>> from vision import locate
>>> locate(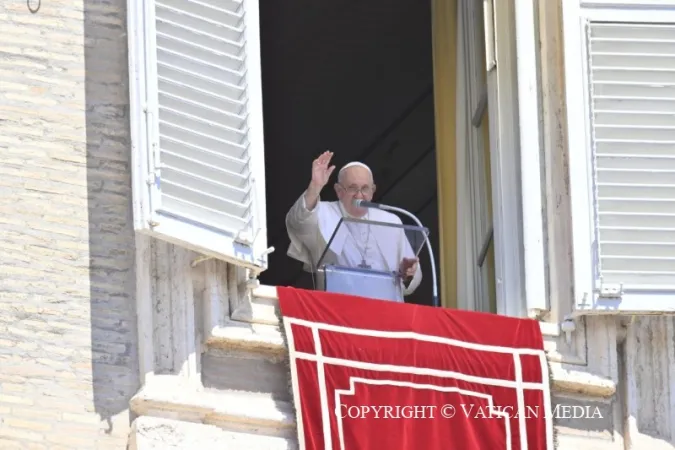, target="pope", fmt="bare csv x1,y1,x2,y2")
285,151,422,301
